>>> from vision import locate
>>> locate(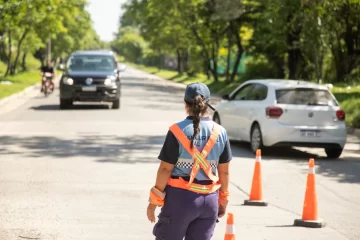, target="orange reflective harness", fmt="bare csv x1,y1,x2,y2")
148,122,229,207
167,123,222,194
